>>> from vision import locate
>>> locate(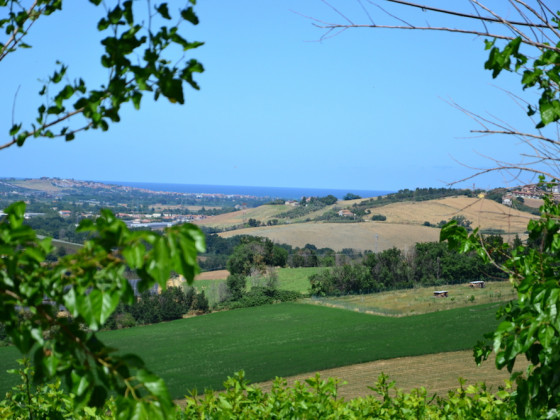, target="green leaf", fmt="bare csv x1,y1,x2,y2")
181,7,199,25
123,243,145,268
9,123,21,136
100,290,121,325
156,3,171,20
